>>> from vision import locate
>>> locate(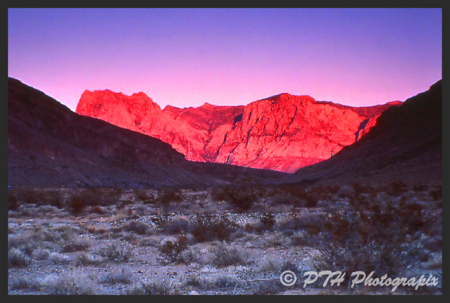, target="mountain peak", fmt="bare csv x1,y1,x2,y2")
75,88,402,172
